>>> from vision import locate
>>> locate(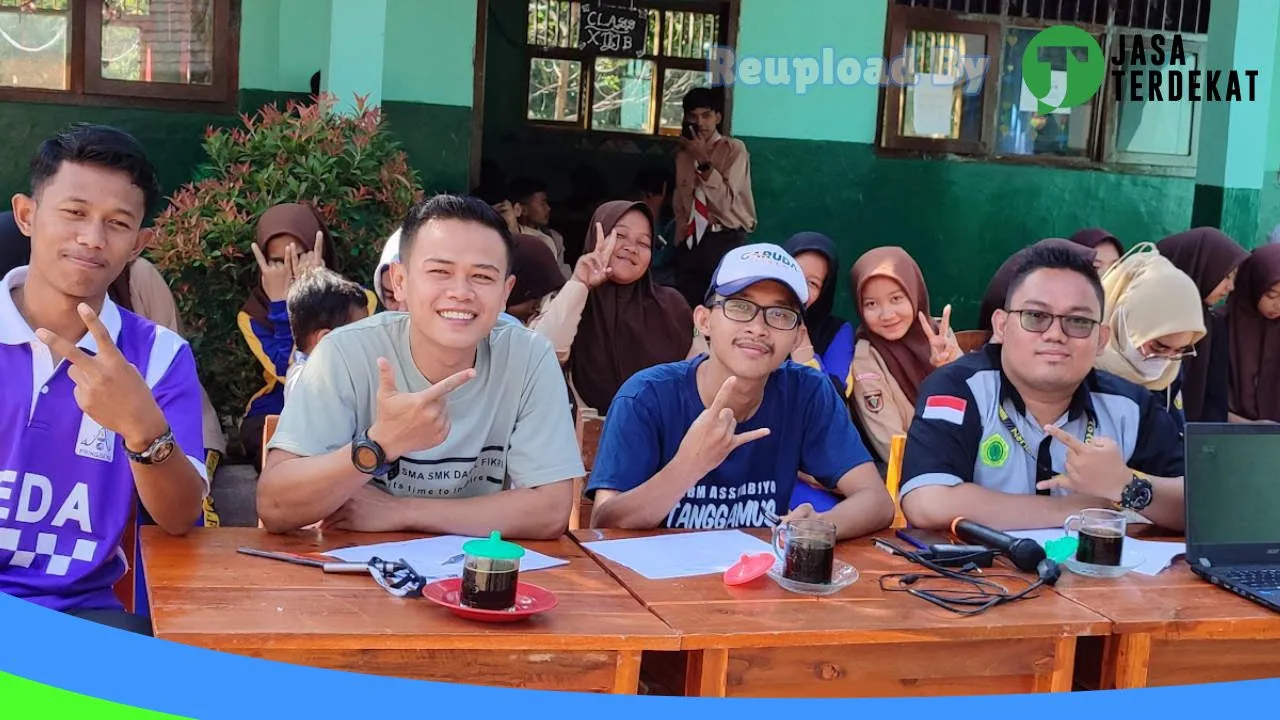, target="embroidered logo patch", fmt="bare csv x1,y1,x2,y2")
75,415,115,463
980,434,1009,467
863,391,884,413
